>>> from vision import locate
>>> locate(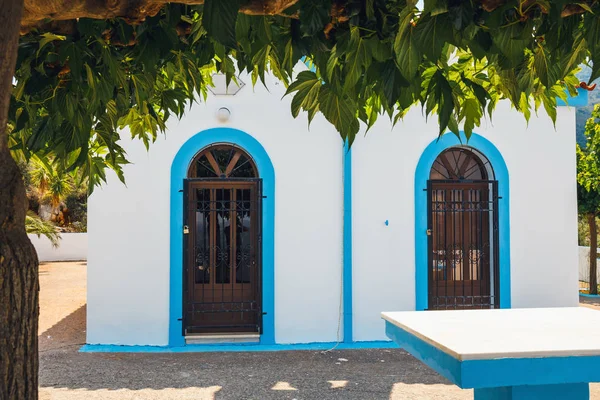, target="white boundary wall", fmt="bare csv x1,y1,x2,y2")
29,233,88,262
579,246,600,283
